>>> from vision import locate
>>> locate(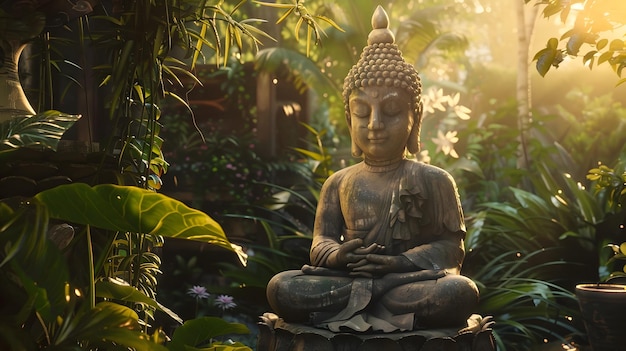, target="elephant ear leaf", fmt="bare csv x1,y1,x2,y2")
34,183,247,265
